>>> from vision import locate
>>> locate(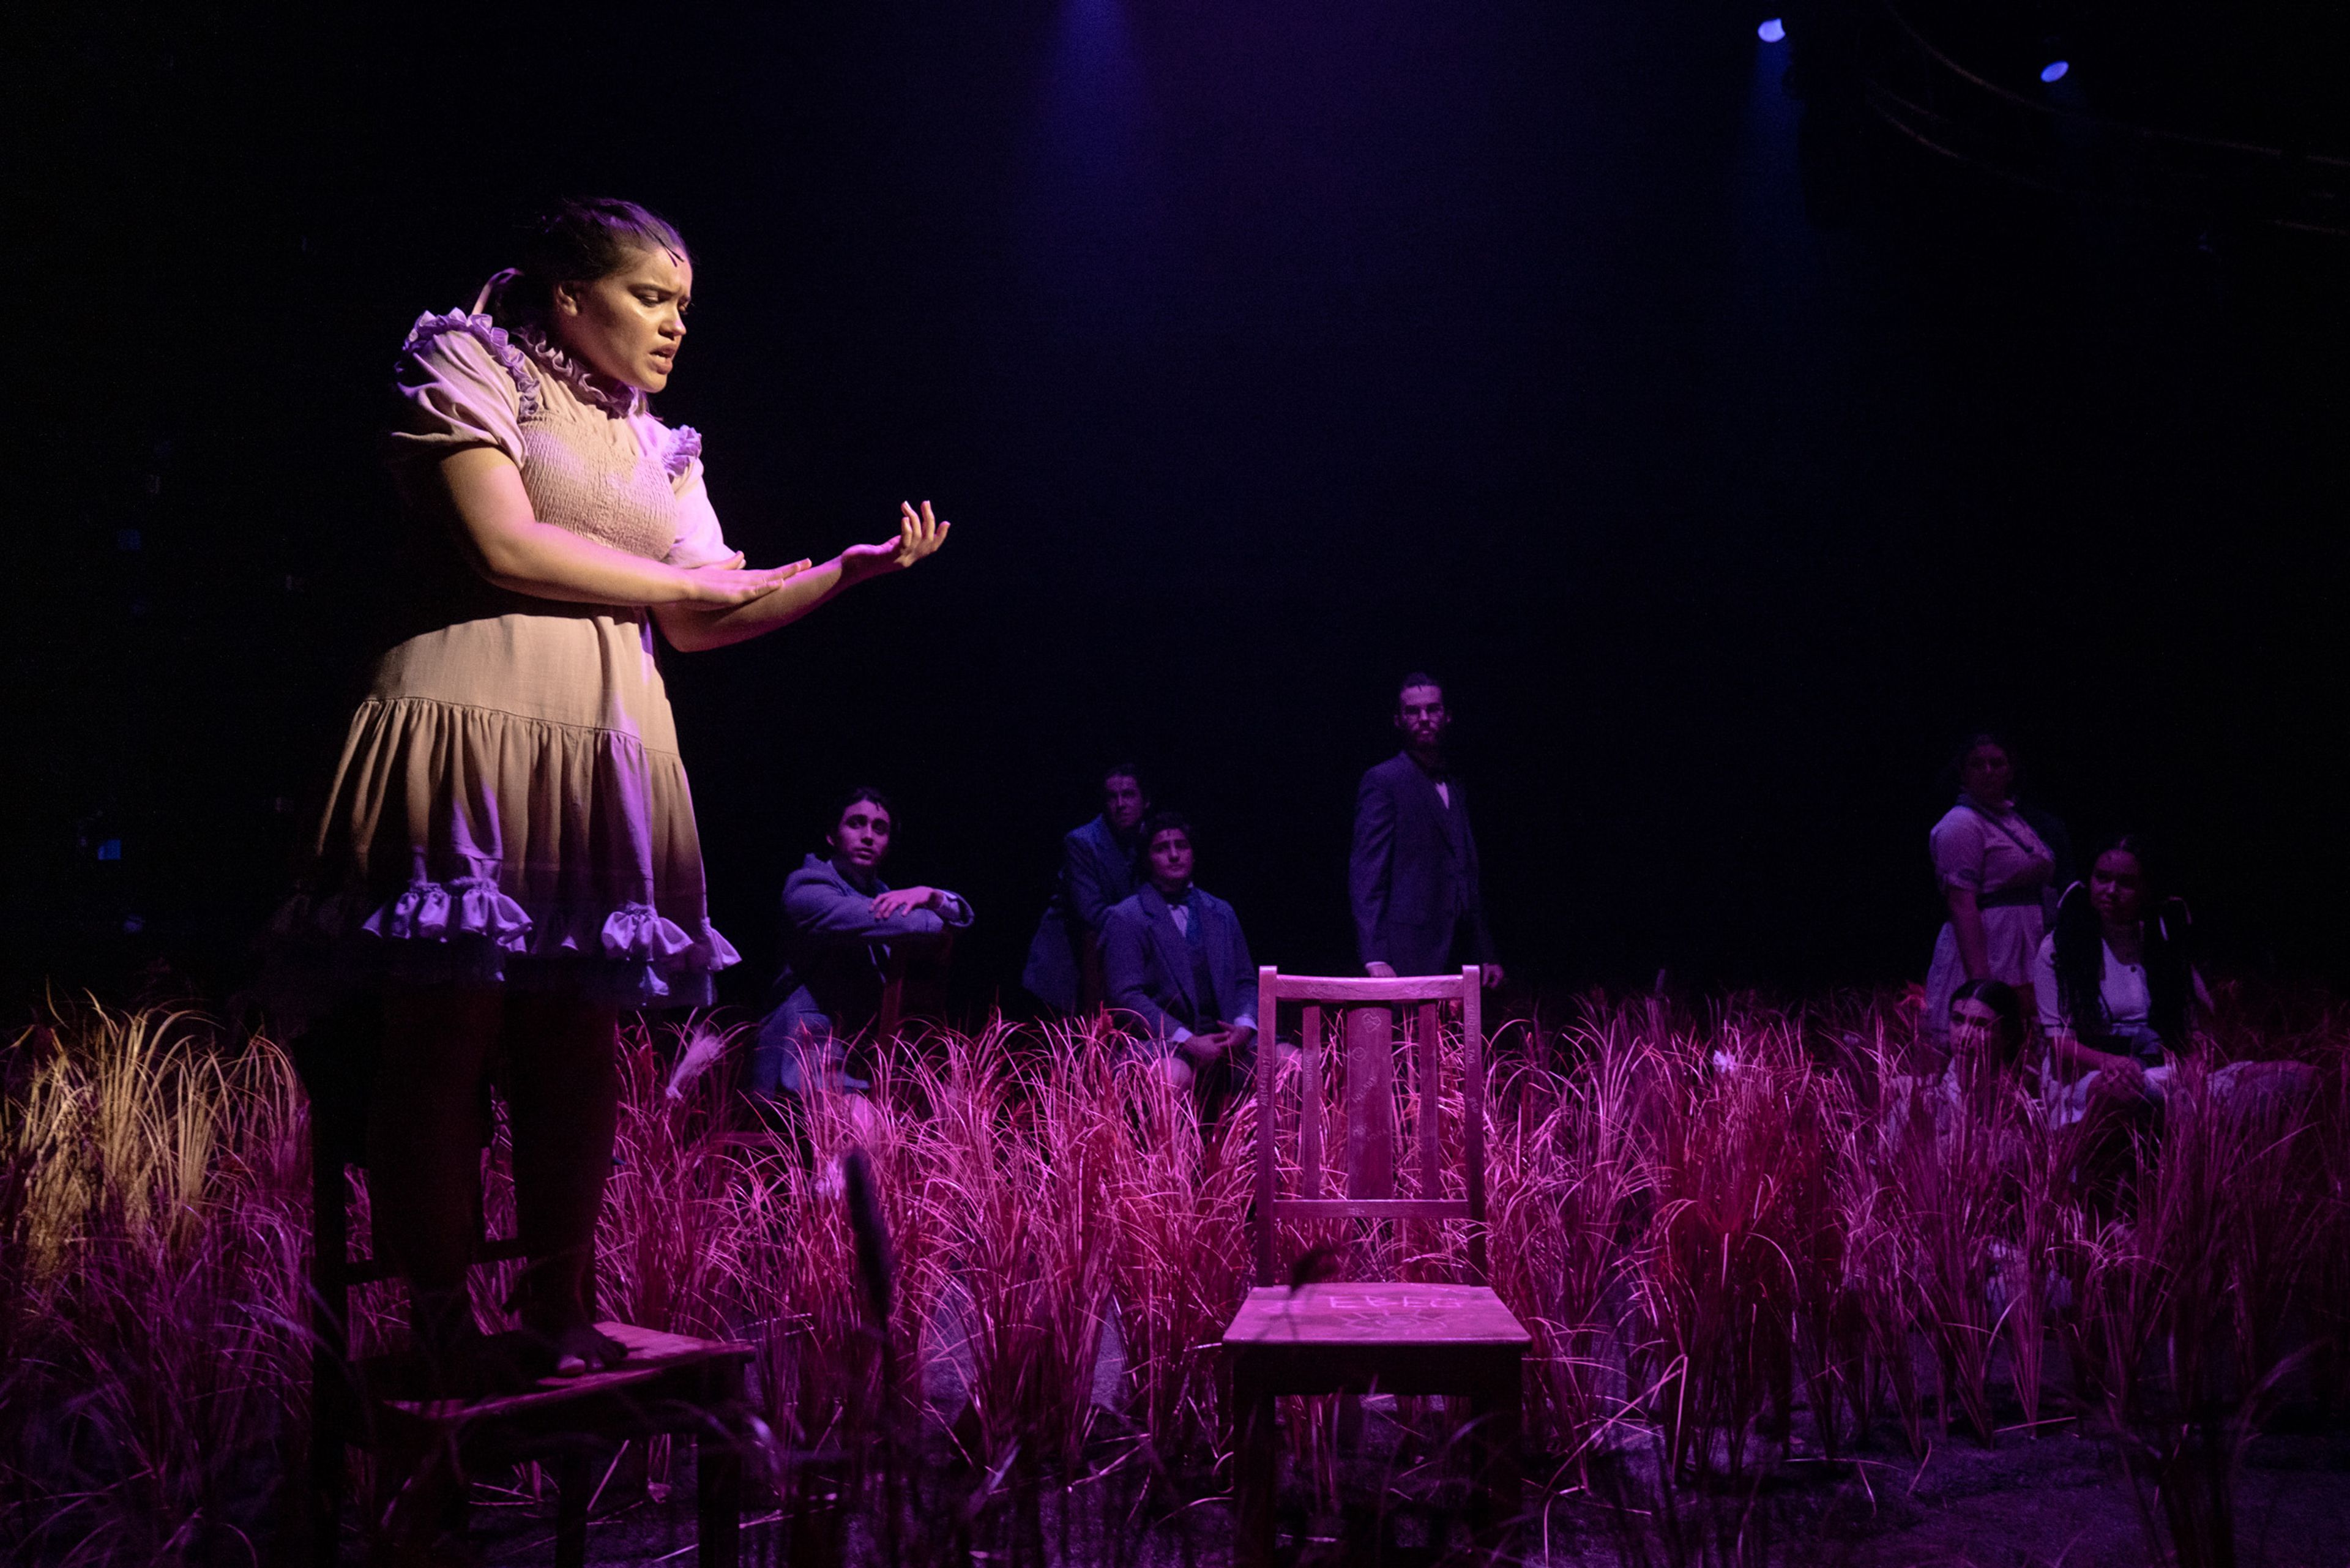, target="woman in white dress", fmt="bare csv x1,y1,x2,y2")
274,199,950,1381
2035,834,2322,1143
2034,836,2197,1084
1922,734,2055,1048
